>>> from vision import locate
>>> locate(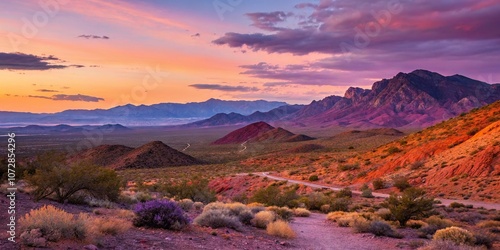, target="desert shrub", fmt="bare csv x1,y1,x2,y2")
193,201,204,211
450,202,466,208
329,197,351,212
387,146,402,154
20,229,47,247
472,231,495,249
372,178,385,190
425,216,454,228
133,200,190,230
86,216,131,236
467,128,479,136
320,204,331,213
392,176,411,191
134,191,153,202
383,187,434,226
26,153,121,203
161,176,216,203
326,211,347,222
252,211,276,229
407,220,428,229
351,216,371,233
338,163,360,171
477,220,500,228
420,240,484,250
19,205,86,242
433,227,475,246
336,187,353,198
368,220,400,237
309,175,319,181
266,206,294,221
194,209,242,230
251,185,299,207
293,208,311,217
411,161,425,170
238,209,255,225
361,188,374,198
302,192,331,210
266,220,296,239
375,208,393,221
178,199,194,211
